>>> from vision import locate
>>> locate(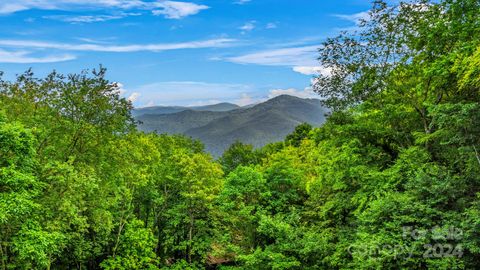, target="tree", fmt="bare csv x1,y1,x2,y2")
0,116,41,269
219,141,261,174
217,166,267,254
101,219,159,270
0,67,134,163
161,153,223,265
313,0,480,133
285,123,313,147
